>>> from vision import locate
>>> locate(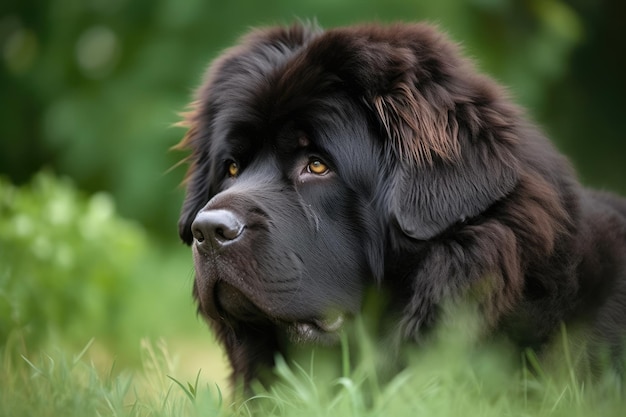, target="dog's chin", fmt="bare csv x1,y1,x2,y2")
209,281,347,344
